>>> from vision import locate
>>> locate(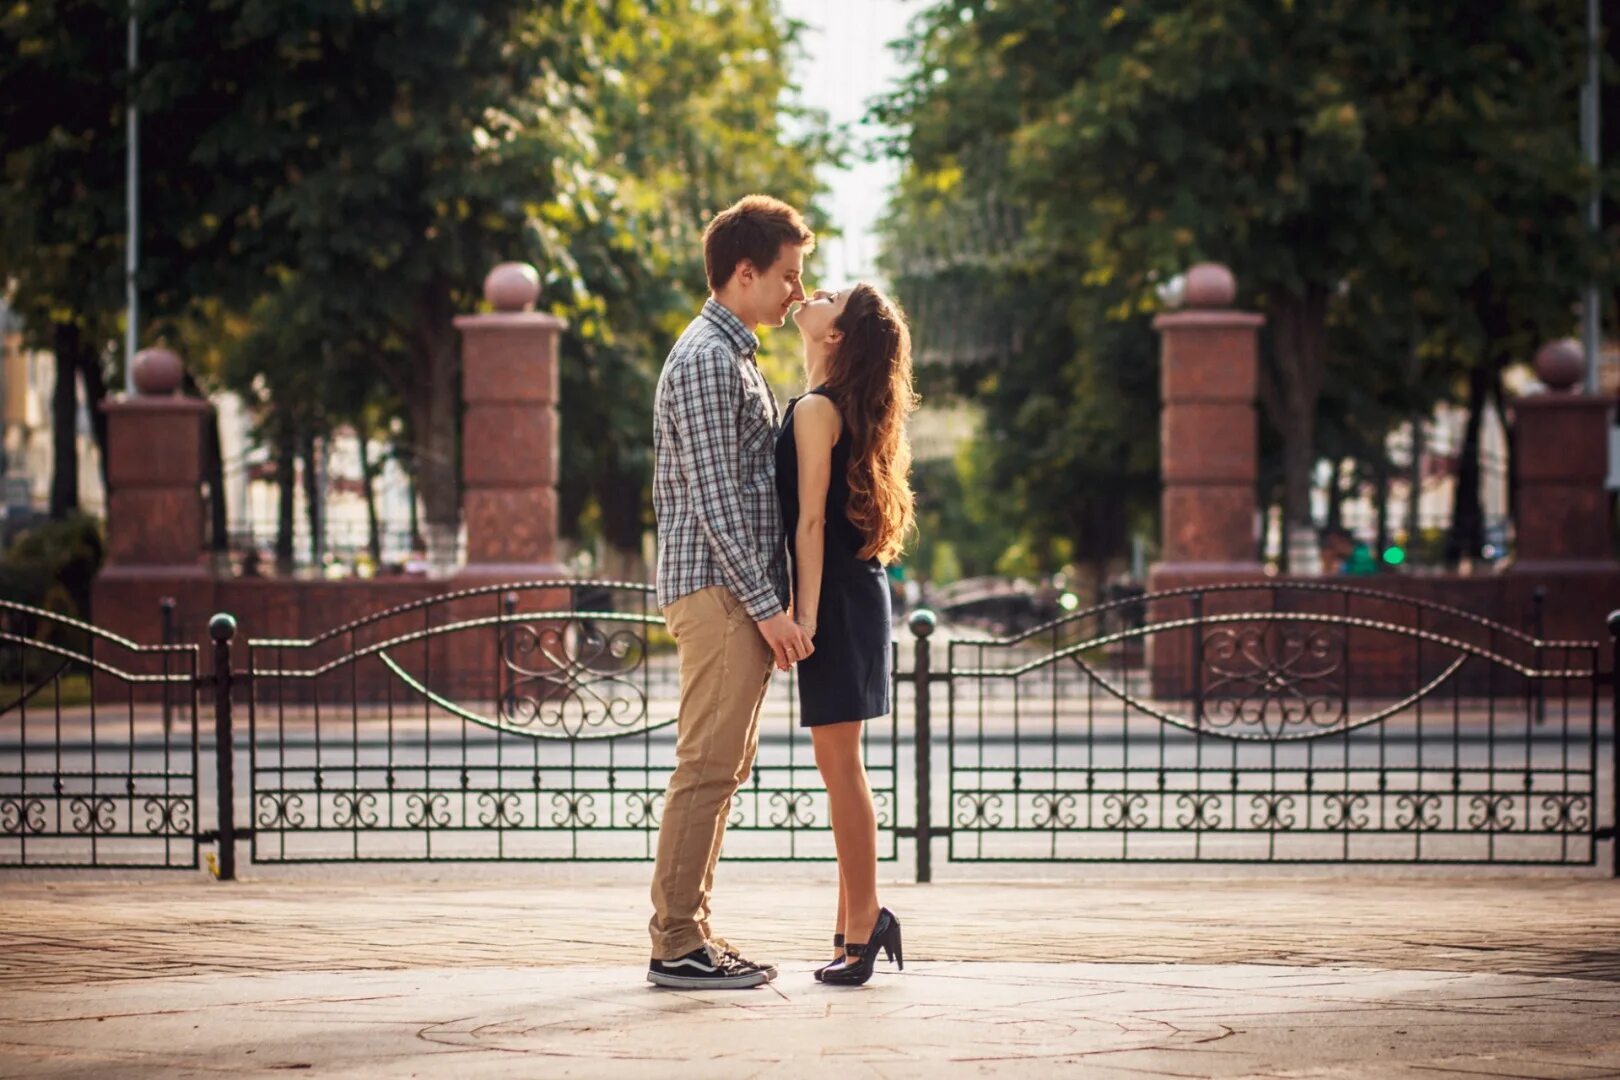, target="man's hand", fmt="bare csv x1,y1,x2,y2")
757,611,815,671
